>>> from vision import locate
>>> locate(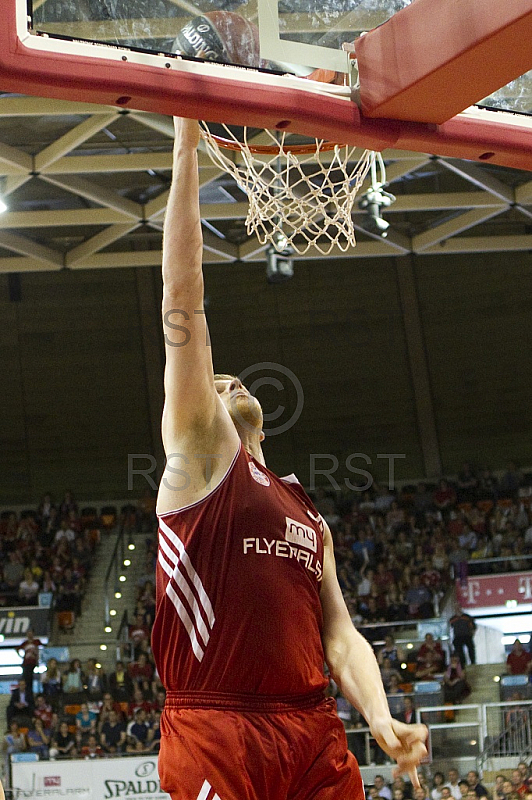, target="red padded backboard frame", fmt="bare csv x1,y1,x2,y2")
0,0,531,171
